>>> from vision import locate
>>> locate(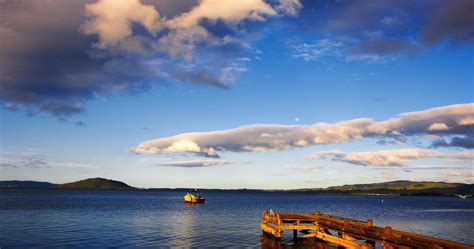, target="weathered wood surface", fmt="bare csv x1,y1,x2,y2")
260,210,473,249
